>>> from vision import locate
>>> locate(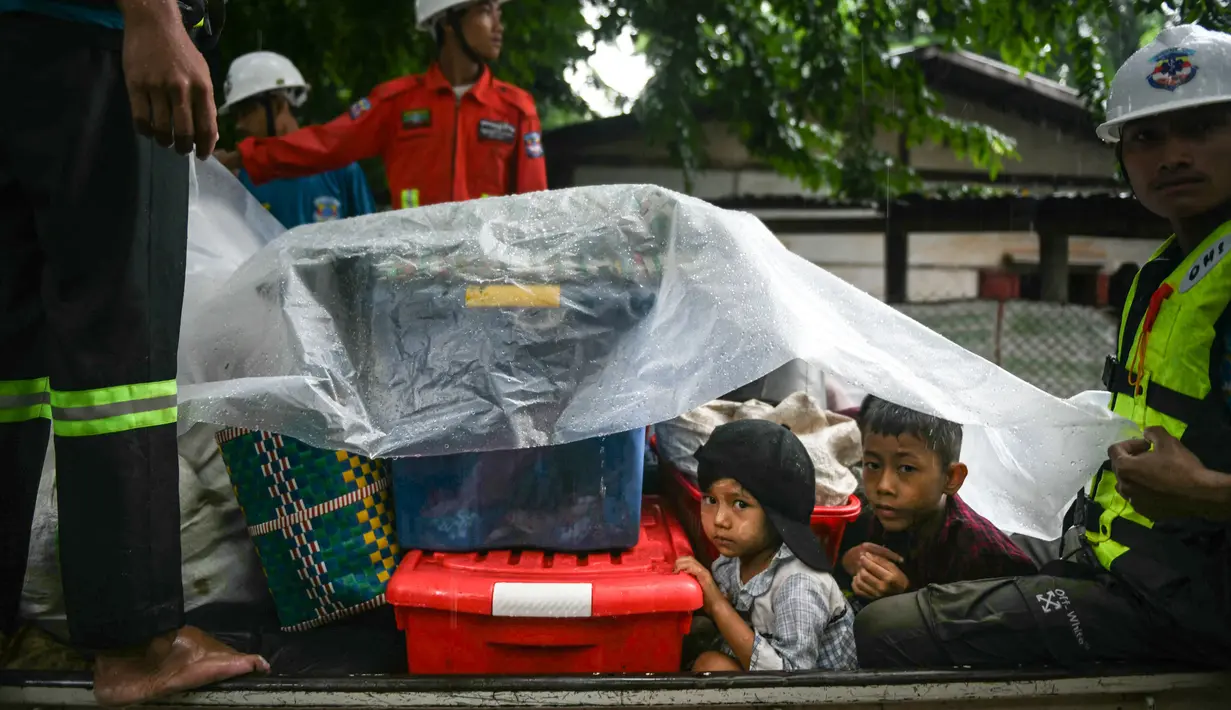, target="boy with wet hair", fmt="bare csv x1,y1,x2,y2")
838,396,1036,607
674,419,857,672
